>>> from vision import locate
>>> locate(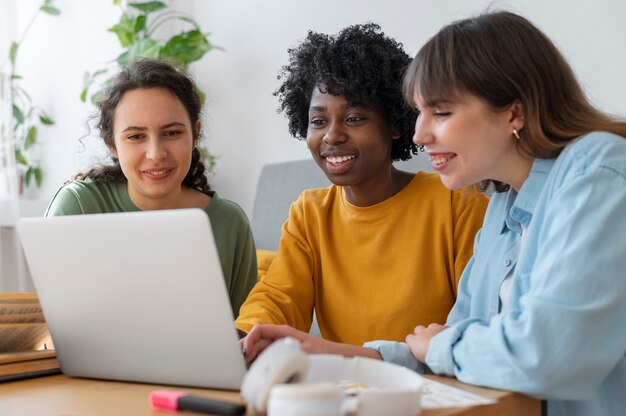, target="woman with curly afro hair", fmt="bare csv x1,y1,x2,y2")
238,24,488,361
